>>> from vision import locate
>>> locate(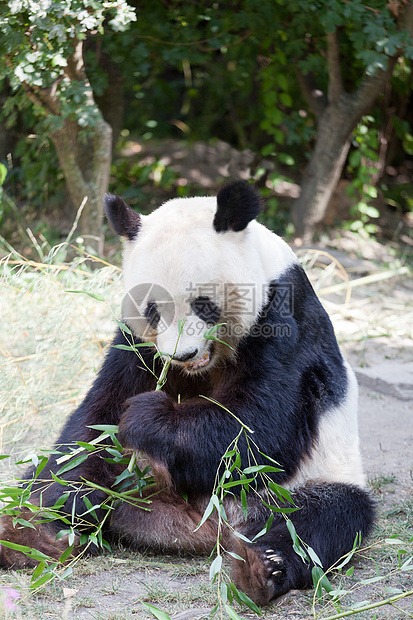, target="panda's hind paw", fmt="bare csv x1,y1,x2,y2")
231,544,288,606
264,548,286,585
